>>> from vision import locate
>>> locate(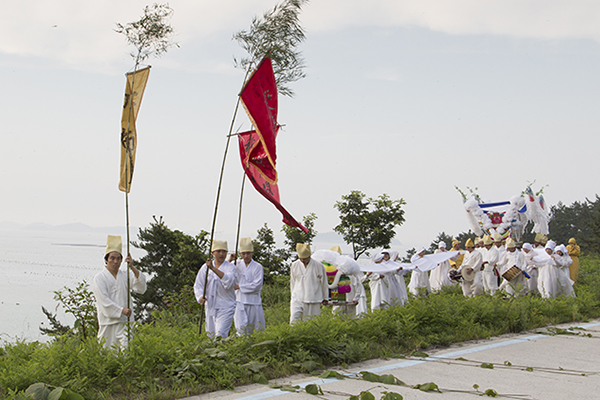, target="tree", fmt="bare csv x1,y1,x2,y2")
334,191,406,260
115,3,178,66
252,223,289,282
132,216,209,320
281,213,318,262
427,232,453,254
233,0,308,97
549,200,593,246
